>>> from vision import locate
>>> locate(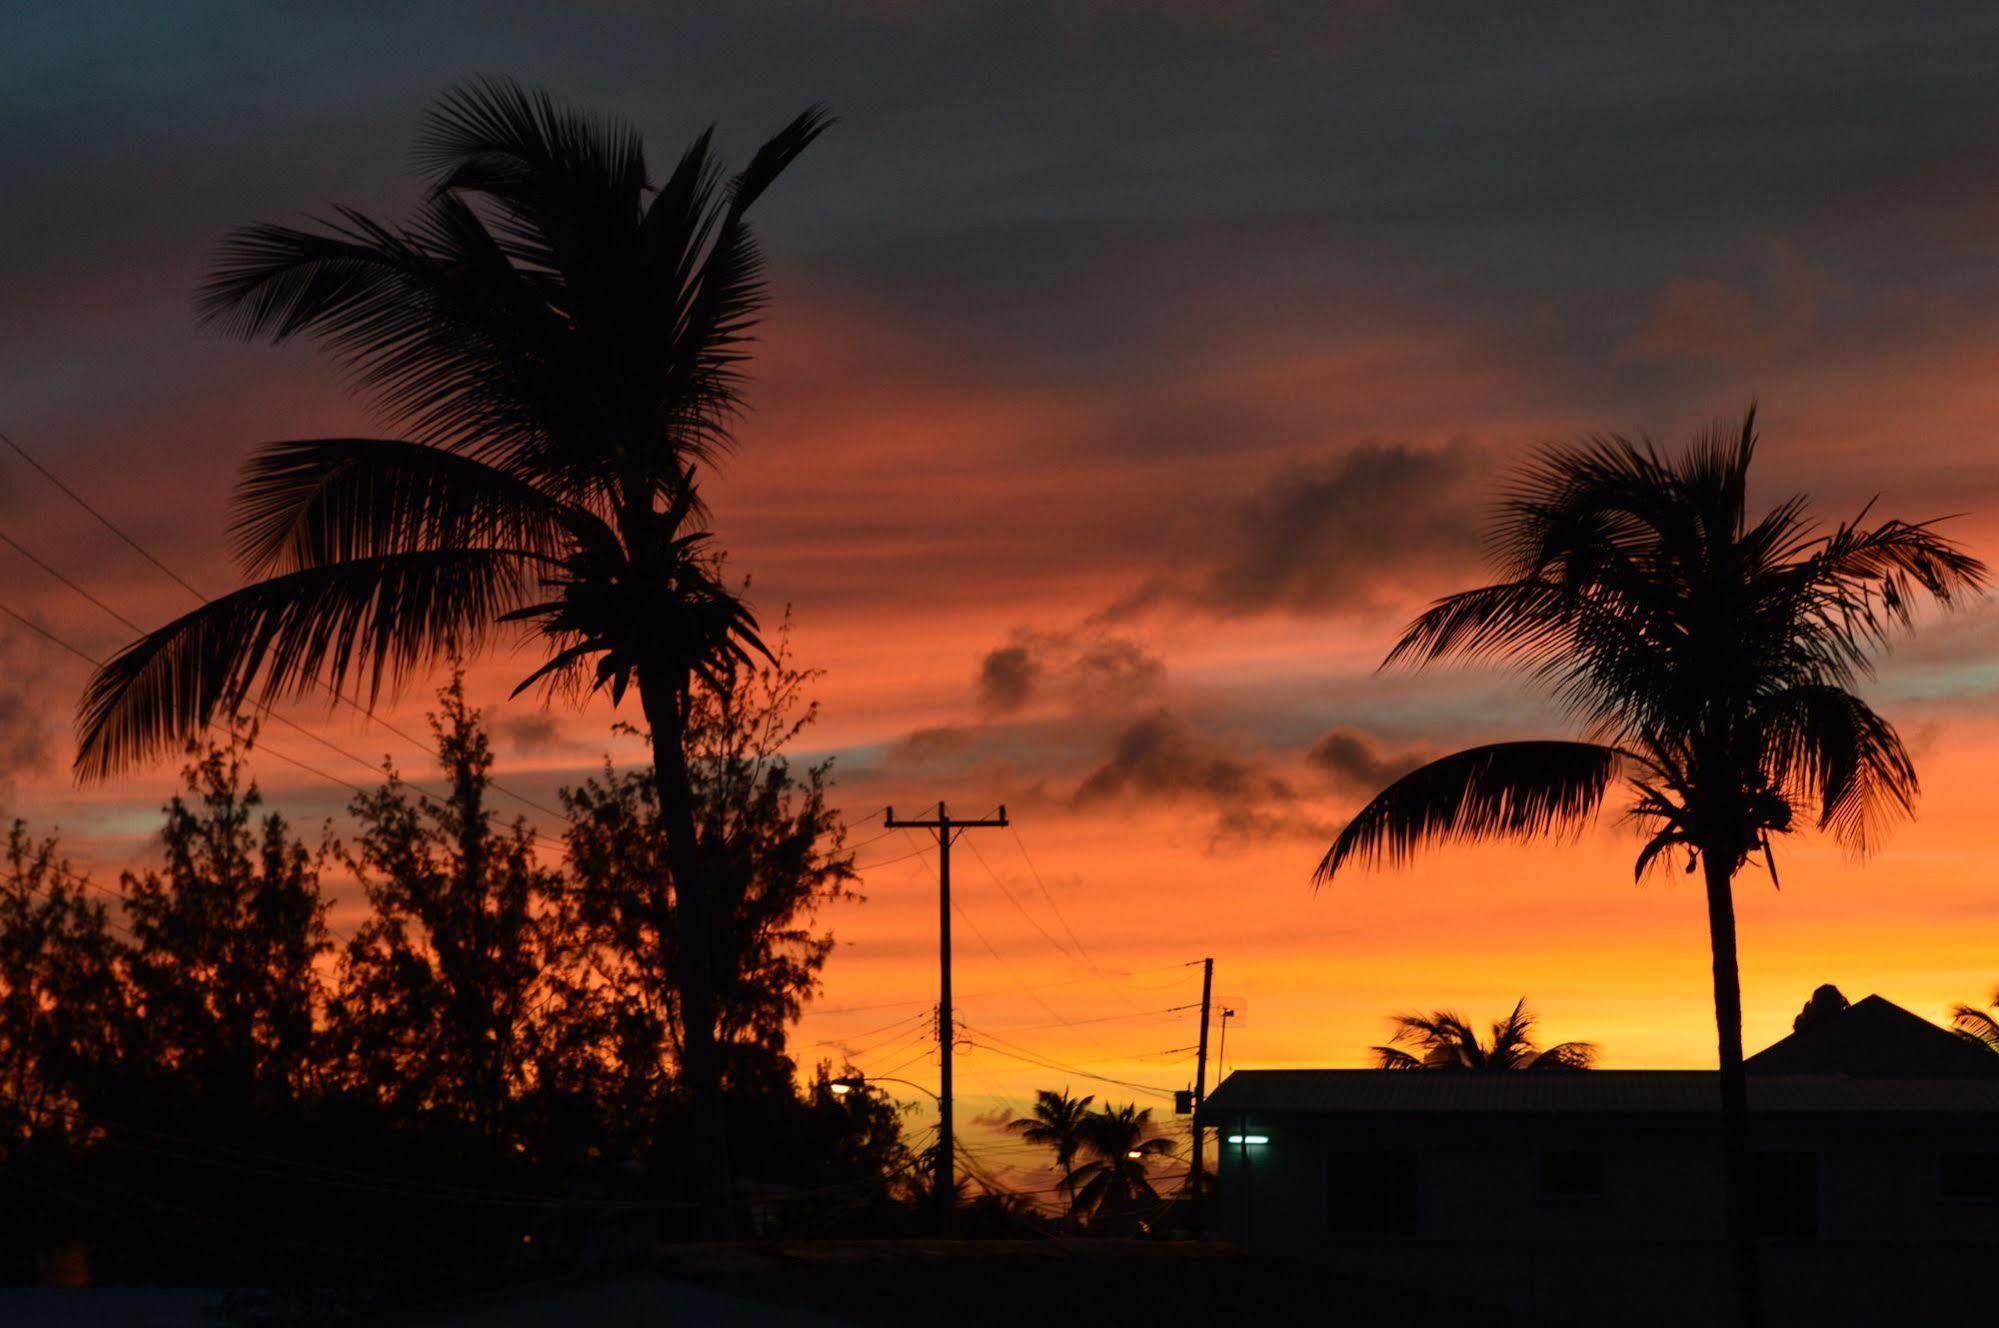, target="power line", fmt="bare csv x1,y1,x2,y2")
0,599,371,800
960,1022,1178,1100
1007,823,1101,969
962,834,1078,963
982,1006,1183,1034
0,526,438,796
0,429,570,827
800,962,1197,1020
1,432,206,600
